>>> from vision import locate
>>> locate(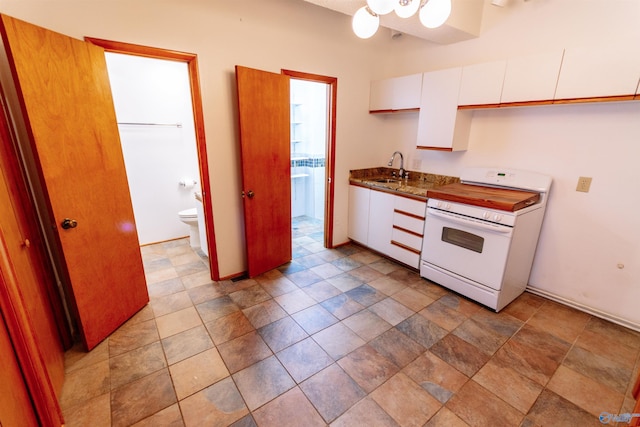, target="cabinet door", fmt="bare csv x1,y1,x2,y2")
555,45,640,99
367,190,394,254
370,74,422,112
417,68,471,151
501,50,564,103
347,185,370,245
458,60,506,106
